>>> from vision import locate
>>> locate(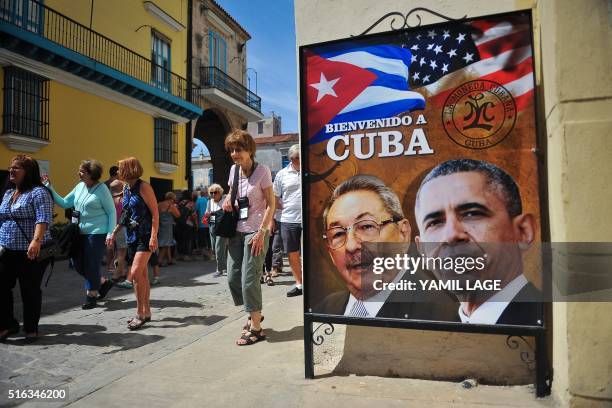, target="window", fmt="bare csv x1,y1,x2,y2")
151,31,171,91
154,118,177,165
2,66,49,140
280,148,289,168
150,177,173,201
0,0,44,34
257,121,264,134
208,30,227,72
